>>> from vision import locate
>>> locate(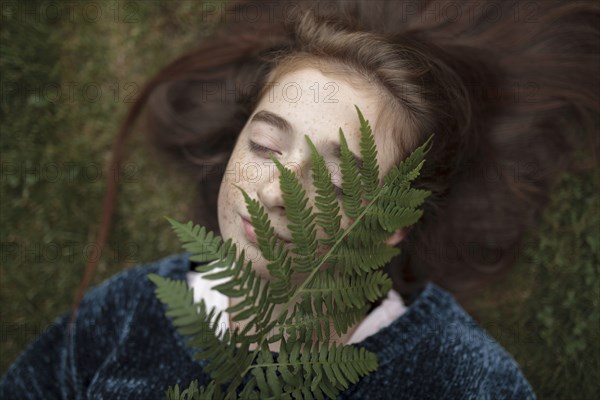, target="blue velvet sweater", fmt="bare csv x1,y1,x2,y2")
1,254,536,399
